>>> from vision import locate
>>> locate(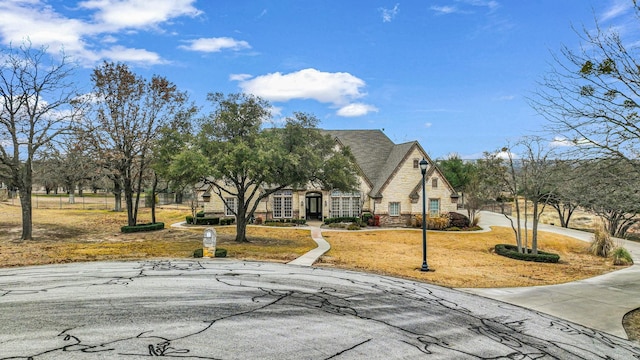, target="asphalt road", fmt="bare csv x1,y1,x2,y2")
1,260,638,359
